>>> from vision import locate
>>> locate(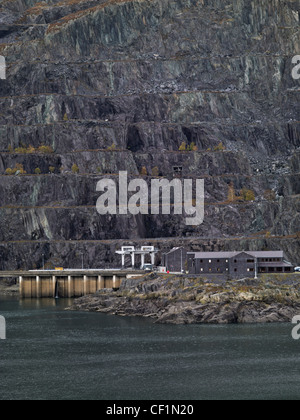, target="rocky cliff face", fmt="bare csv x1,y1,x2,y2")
0,0,299,270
